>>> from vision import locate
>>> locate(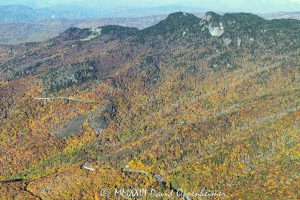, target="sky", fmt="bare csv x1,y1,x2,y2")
0,0,300,12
